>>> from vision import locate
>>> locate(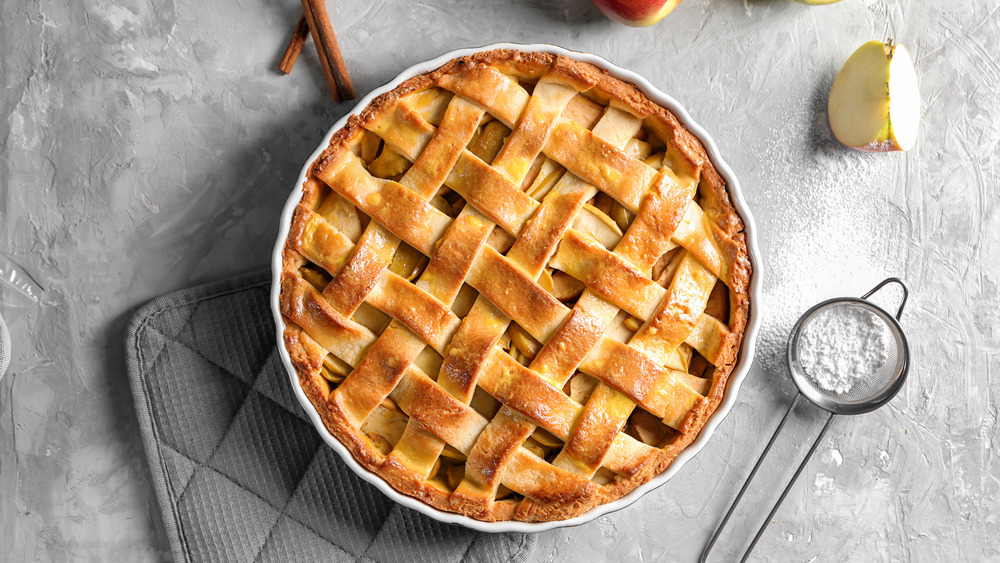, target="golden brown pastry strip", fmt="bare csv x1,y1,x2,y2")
550,229,666,320
579,338,703,424
321,223,399,316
